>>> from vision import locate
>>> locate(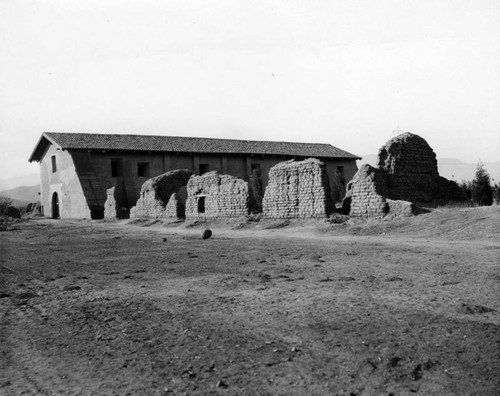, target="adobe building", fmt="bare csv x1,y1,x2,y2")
28,132,360,219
